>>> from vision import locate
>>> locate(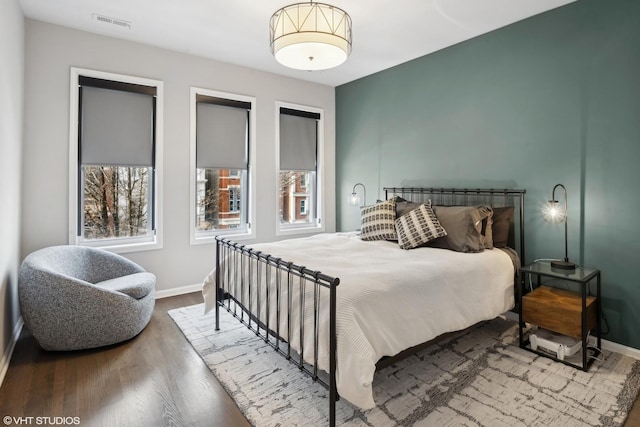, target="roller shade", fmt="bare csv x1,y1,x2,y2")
279,109,319,171
80,85,155,167
196,99,249,169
